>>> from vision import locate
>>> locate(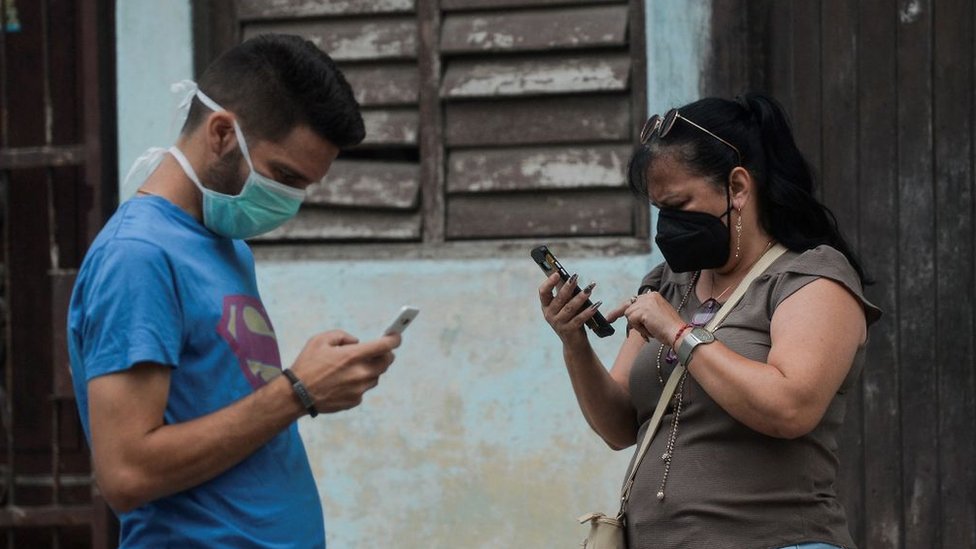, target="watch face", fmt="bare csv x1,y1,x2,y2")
691,327,715,343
